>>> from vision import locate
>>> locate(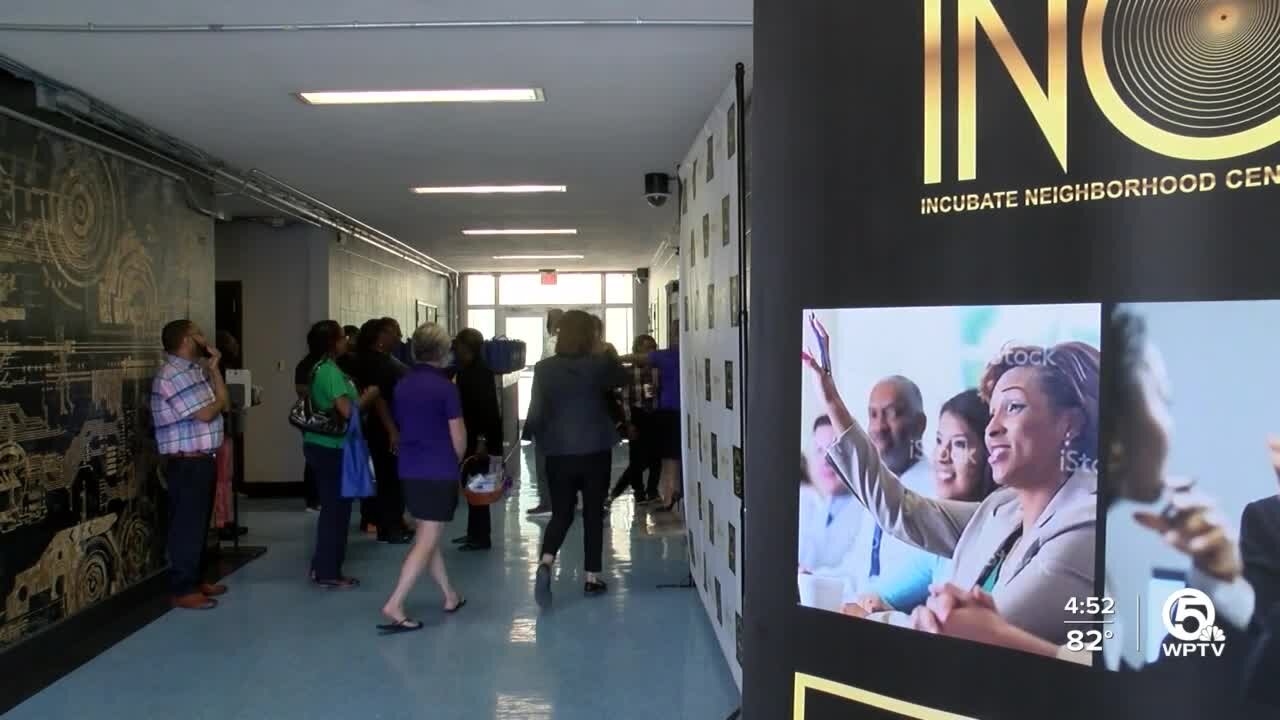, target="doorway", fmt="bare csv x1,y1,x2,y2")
214,281,244,491
497,306,594,421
